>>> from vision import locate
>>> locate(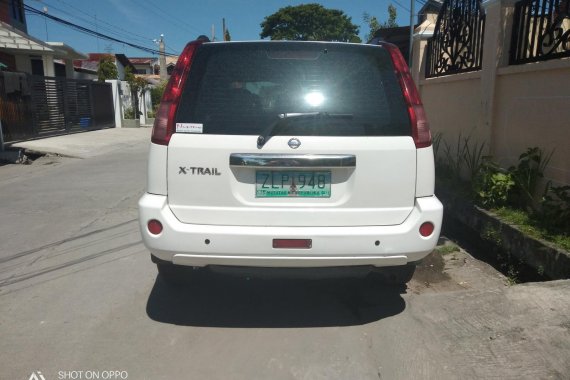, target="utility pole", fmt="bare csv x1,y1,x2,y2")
211,24,215,41
42,7,49,40
408,0,415,66
222,18,226,41
159,34,167,81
